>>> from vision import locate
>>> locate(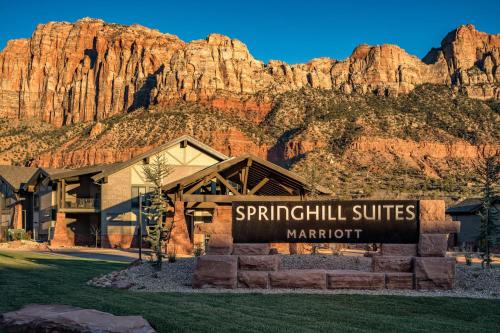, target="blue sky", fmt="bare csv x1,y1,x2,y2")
0,0,498,64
